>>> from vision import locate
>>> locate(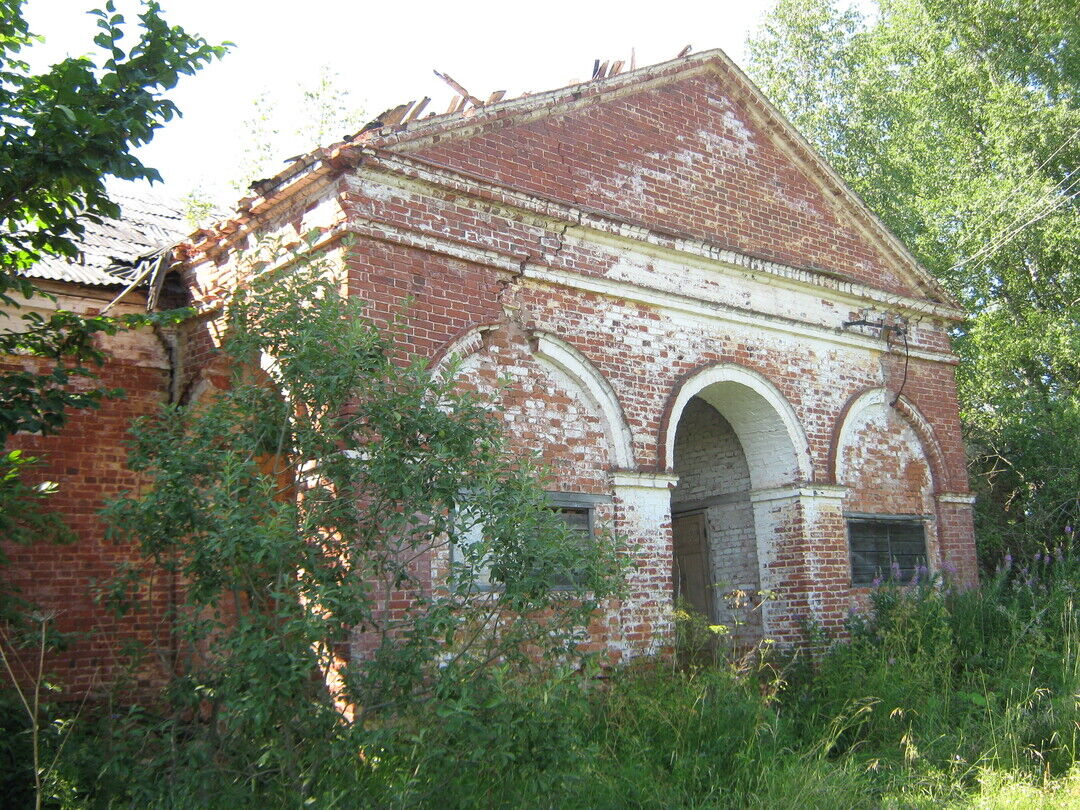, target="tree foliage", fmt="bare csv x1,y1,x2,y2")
748,0,1080,560
96,240,626,803
0,0,227,438
0,0,226,595
0,0,227,282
